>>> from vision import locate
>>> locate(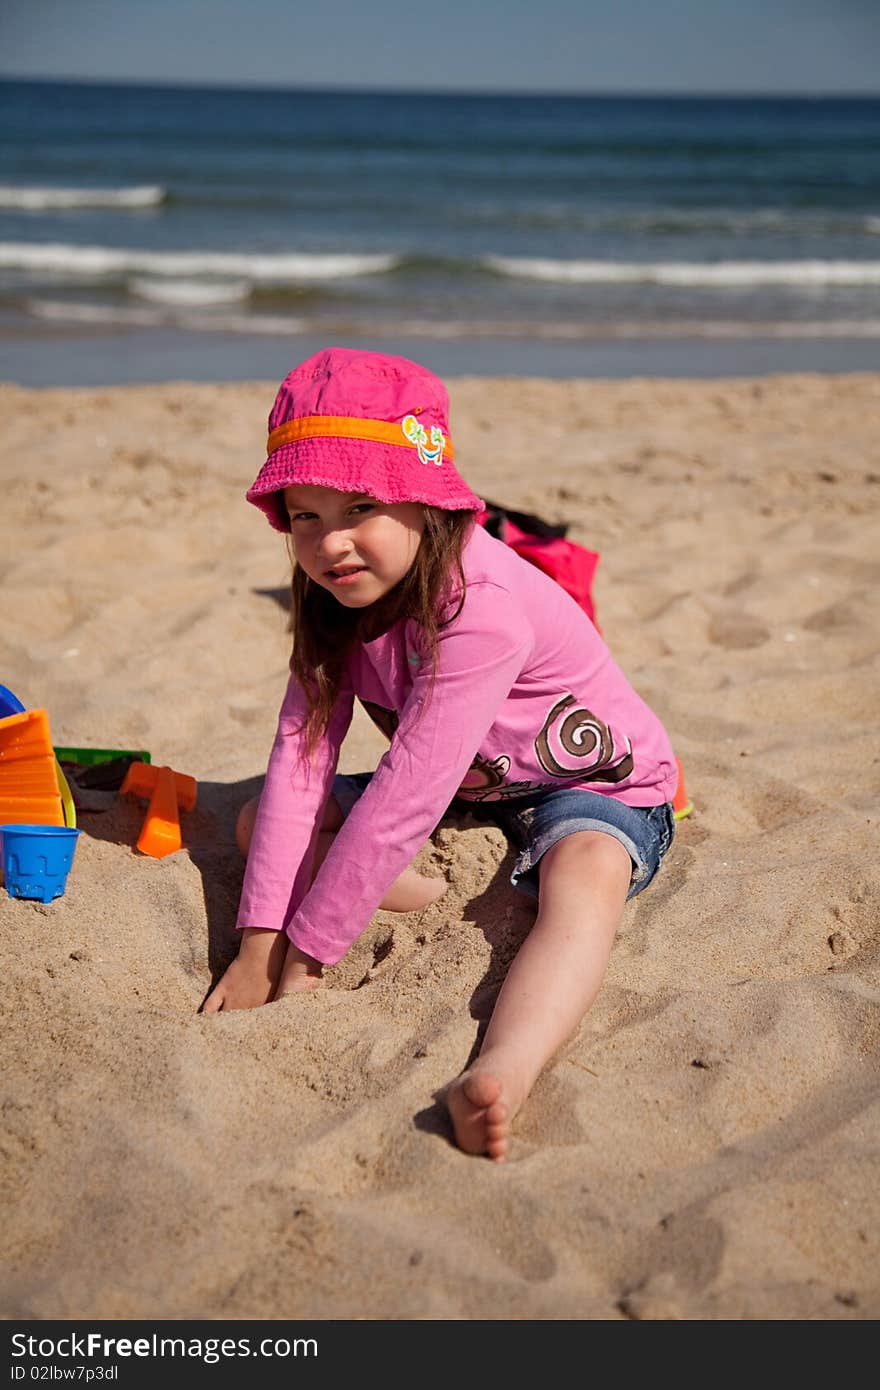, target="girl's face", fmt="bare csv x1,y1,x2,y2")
282,484,427,610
